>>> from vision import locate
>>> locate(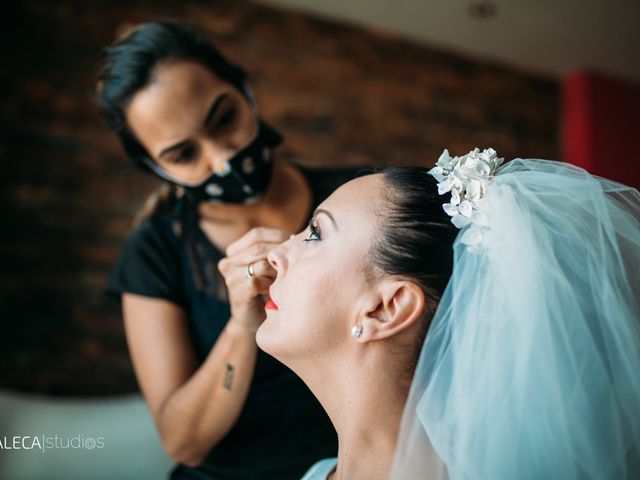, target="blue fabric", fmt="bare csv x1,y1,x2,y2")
391,159,640,479
299,458,337,480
